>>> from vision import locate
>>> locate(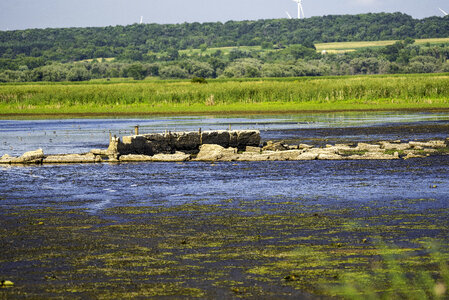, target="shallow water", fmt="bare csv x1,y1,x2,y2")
1,158,448,215
1,111,449,156
1,111,449,215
